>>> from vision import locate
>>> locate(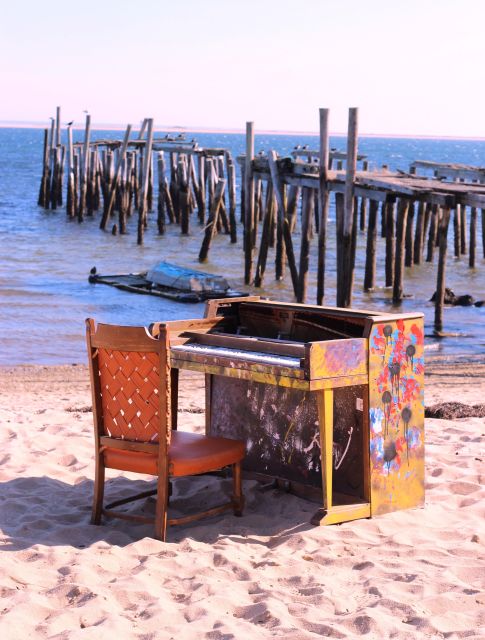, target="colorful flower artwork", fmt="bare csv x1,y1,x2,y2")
368,317,425,515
